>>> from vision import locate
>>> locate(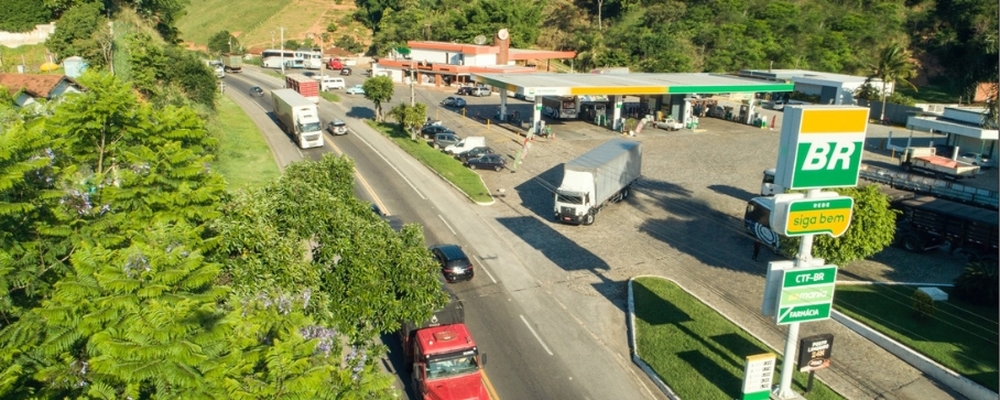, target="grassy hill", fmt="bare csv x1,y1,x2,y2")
176,0,369,50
